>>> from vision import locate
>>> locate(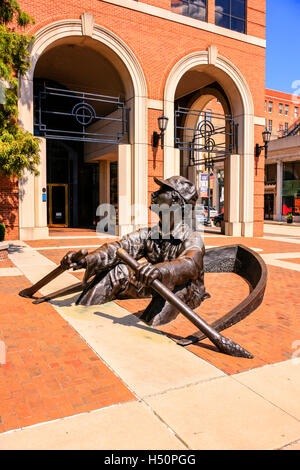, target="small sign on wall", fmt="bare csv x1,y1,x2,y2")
200,173,208,198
